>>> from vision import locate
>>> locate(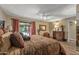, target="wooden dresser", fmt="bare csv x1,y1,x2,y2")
76,34,79,46
53,31,65,41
